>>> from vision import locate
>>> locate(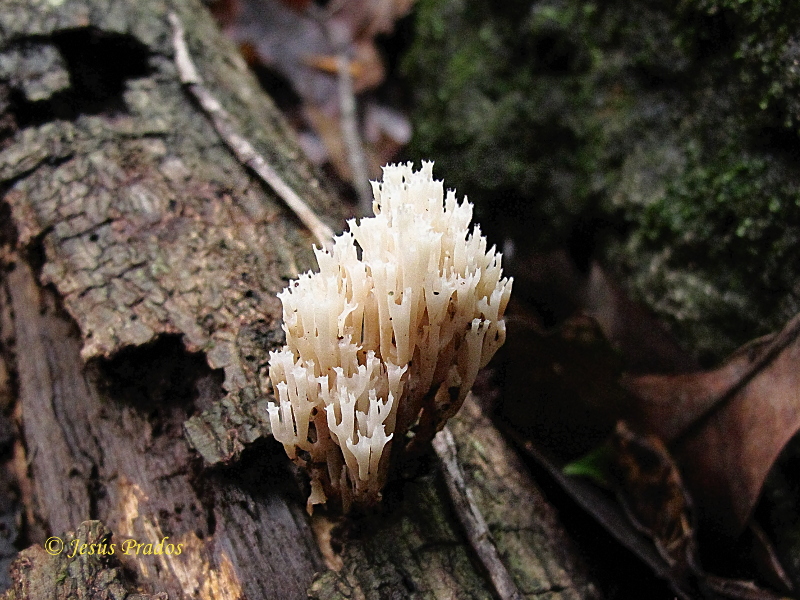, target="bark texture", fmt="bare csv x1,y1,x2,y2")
0,0,603,597
309,398,601,600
